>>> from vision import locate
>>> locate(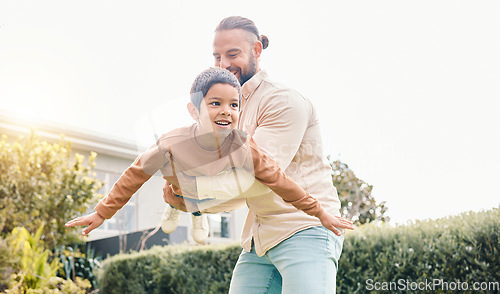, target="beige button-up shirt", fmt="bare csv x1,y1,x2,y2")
199,70,341,257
